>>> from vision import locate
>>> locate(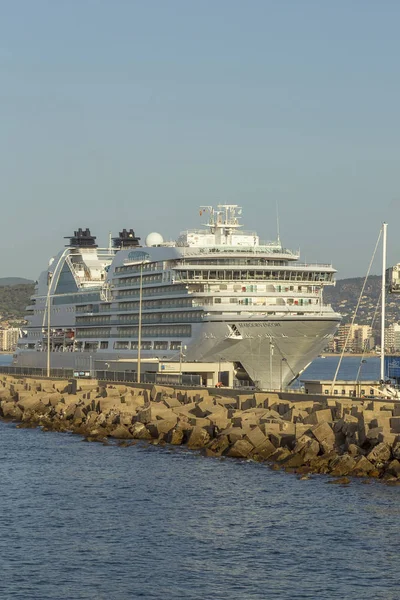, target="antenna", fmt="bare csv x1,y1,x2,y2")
276,200,281,244
108,231,112,252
